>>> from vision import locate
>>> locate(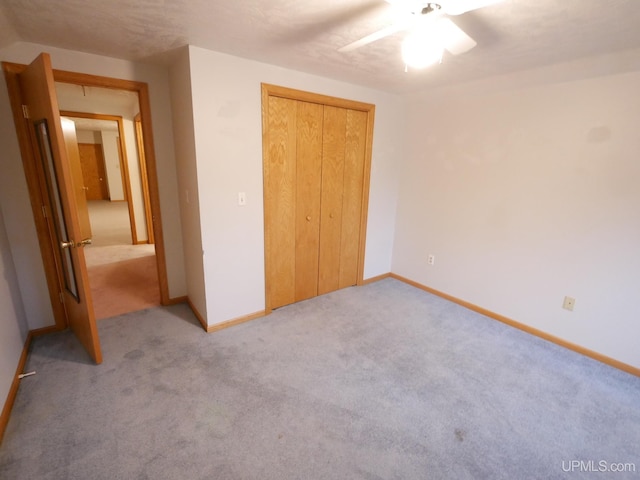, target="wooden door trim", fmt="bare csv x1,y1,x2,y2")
61,110,137,244
134,113,154,244
2,60,170,307
262,83,376,112
261,83,375,313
